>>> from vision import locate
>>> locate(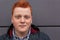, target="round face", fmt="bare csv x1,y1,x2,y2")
11,7,32,33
